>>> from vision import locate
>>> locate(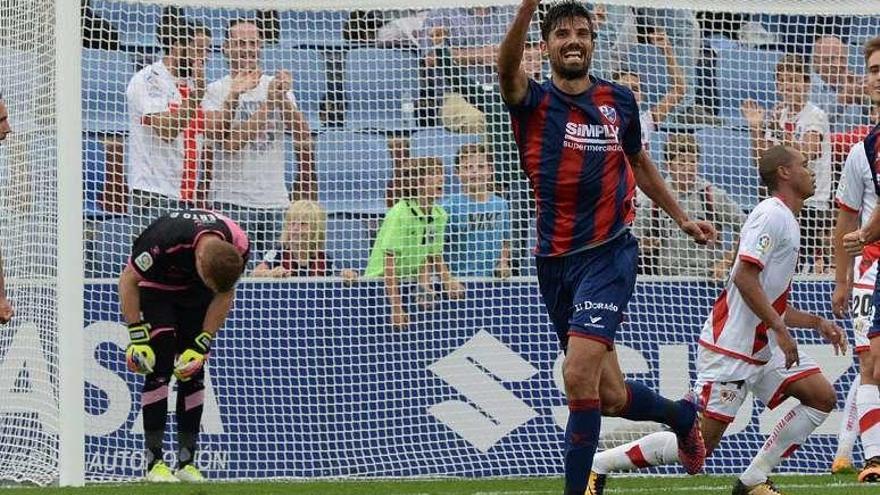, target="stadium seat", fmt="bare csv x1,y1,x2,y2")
713,43,784,123
85,216,134,279
89,1,162,49
695,127,759,211
316,131,393,214
409,128,482,197
277,10,347,47
263,47,327,132
343,48,420,131
325,214,378,274
82,133,108,220
82,48,135,134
